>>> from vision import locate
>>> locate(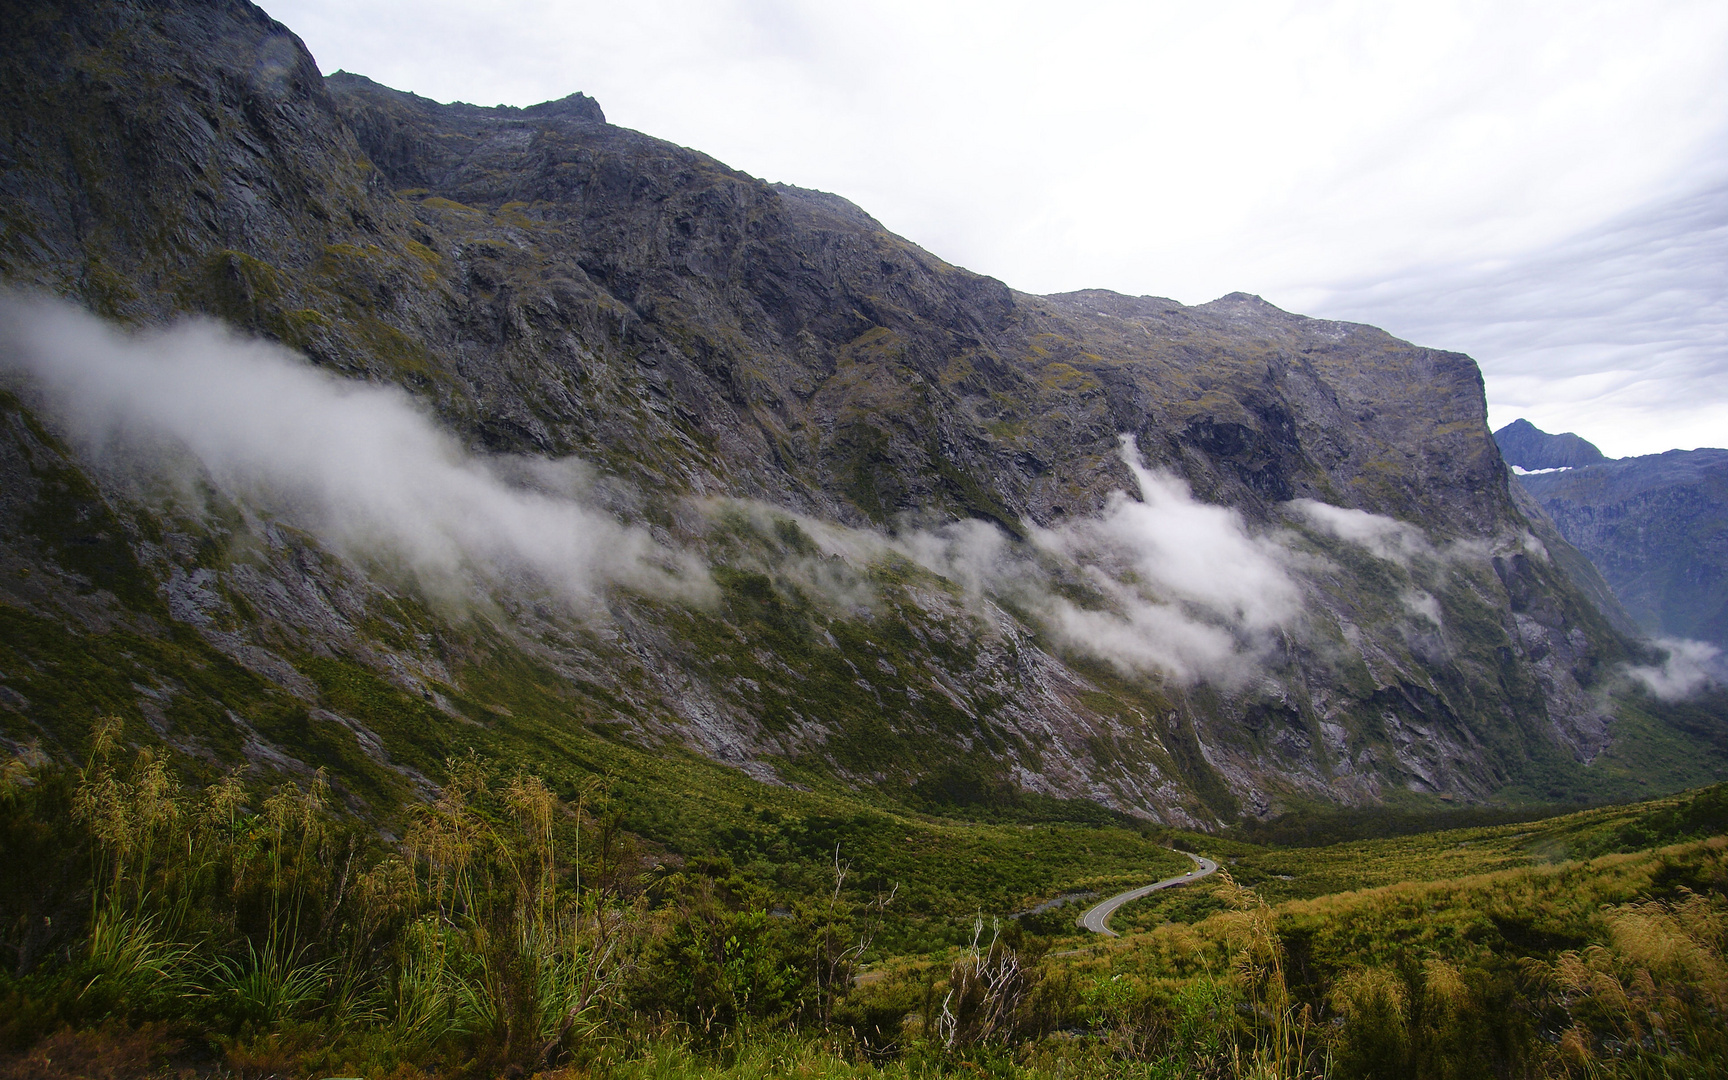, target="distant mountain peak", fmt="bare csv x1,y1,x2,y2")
326,70,606,124
1494,418,1610,470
